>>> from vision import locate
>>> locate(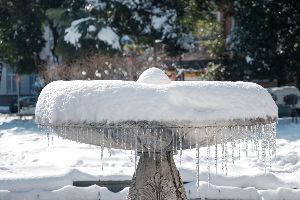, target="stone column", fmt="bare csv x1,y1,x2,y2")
127,151,187,200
